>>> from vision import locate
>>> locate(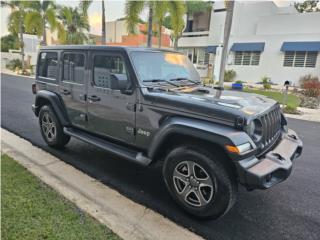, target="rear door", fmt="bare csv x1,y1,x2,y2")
59,51,88,129
86,51,136,143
